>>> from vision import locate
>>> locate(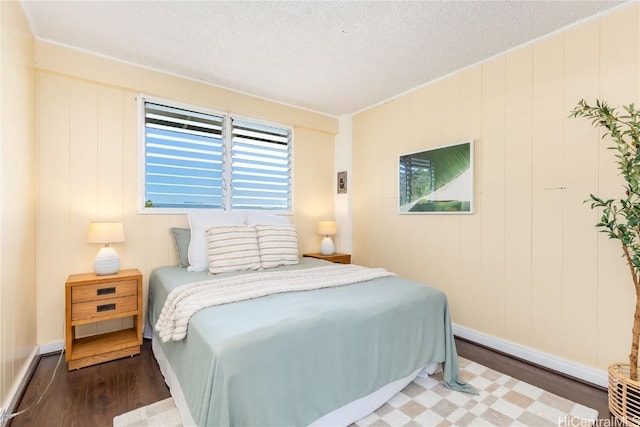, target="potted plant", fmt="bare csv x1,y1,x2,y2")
571,99,640,425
